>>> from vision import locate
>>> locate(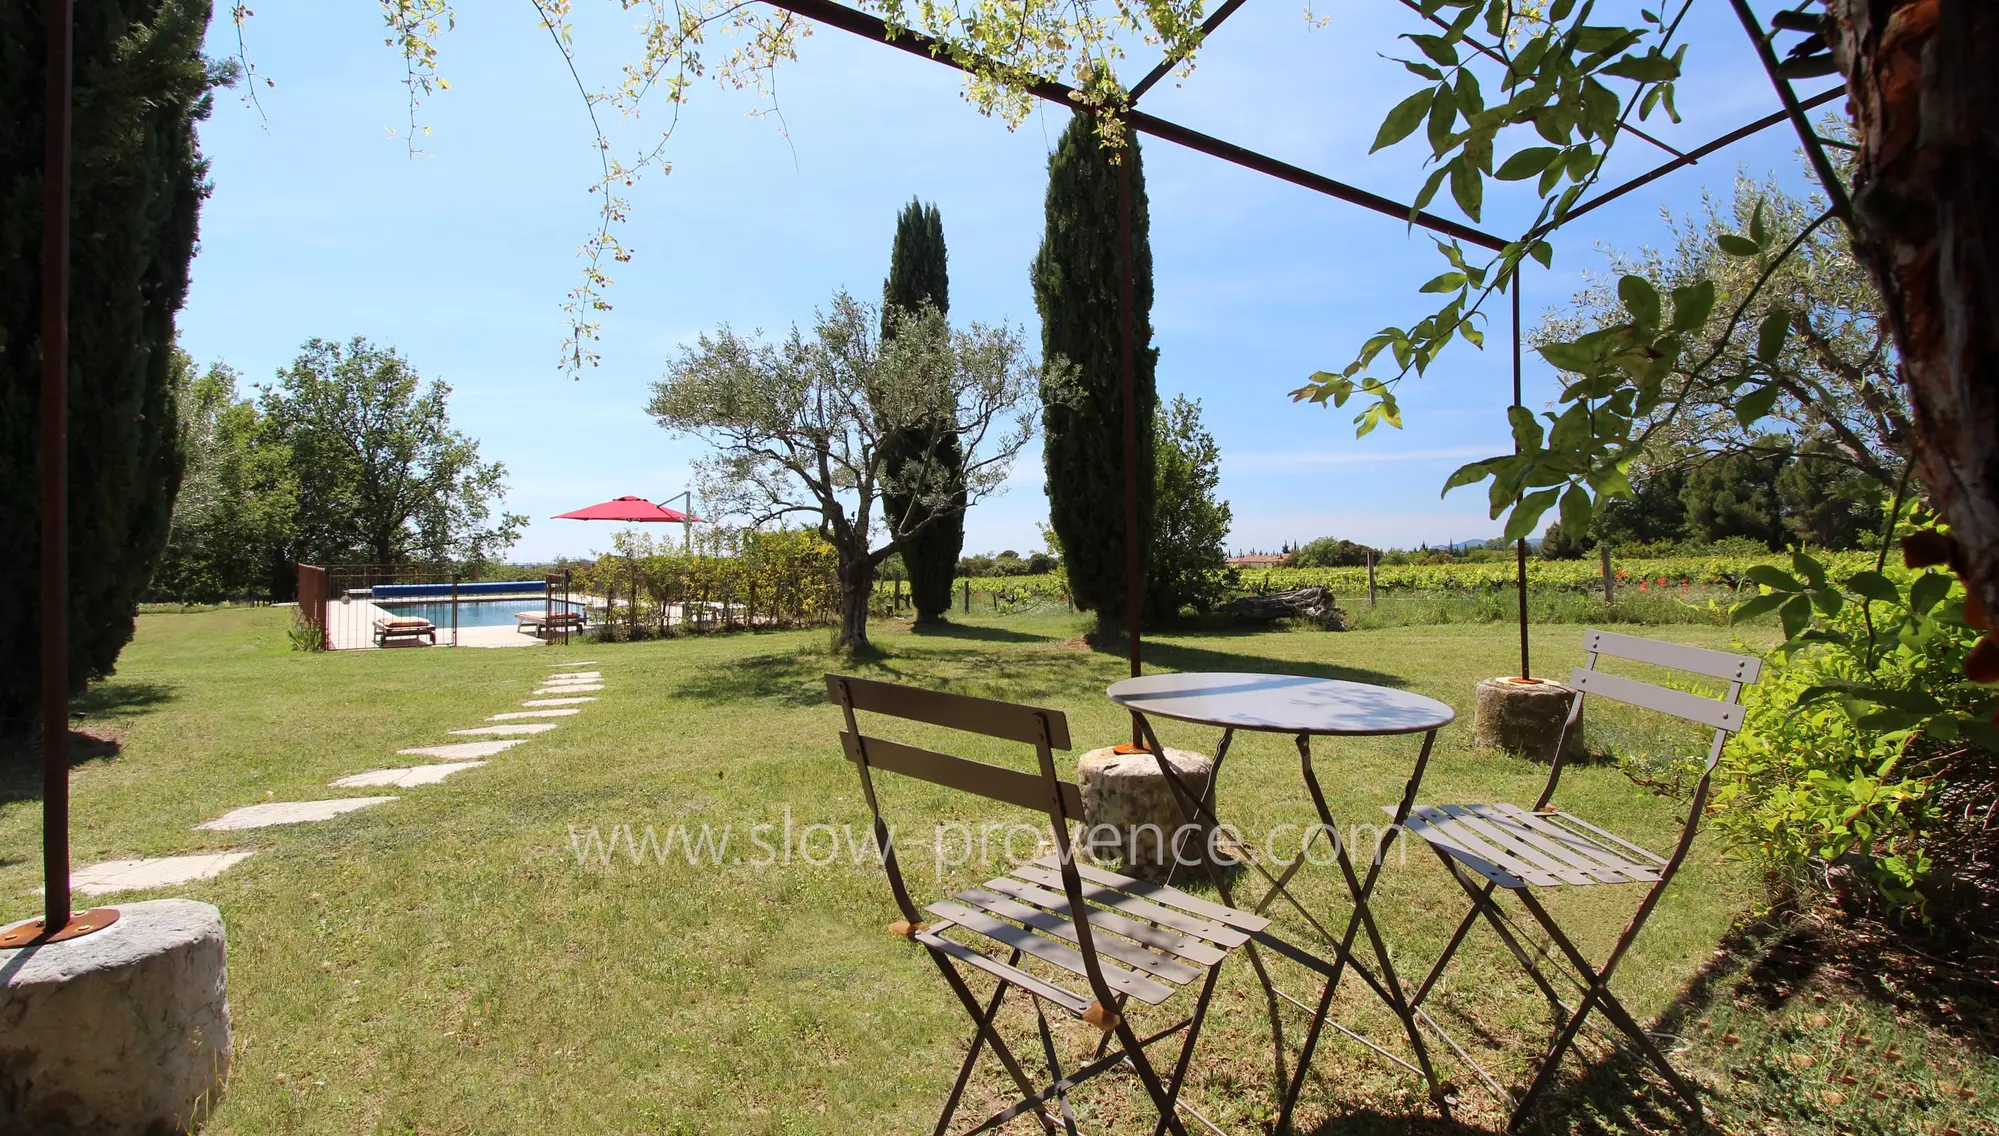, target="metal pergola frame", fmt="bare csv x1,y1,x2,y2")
754,0,1836,721
17,0,1837,952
